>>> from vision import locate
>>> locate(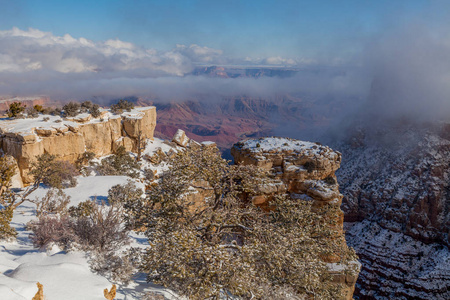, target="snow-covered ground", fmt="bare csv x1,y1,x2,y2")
0,106,154,137
0,141,182,299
